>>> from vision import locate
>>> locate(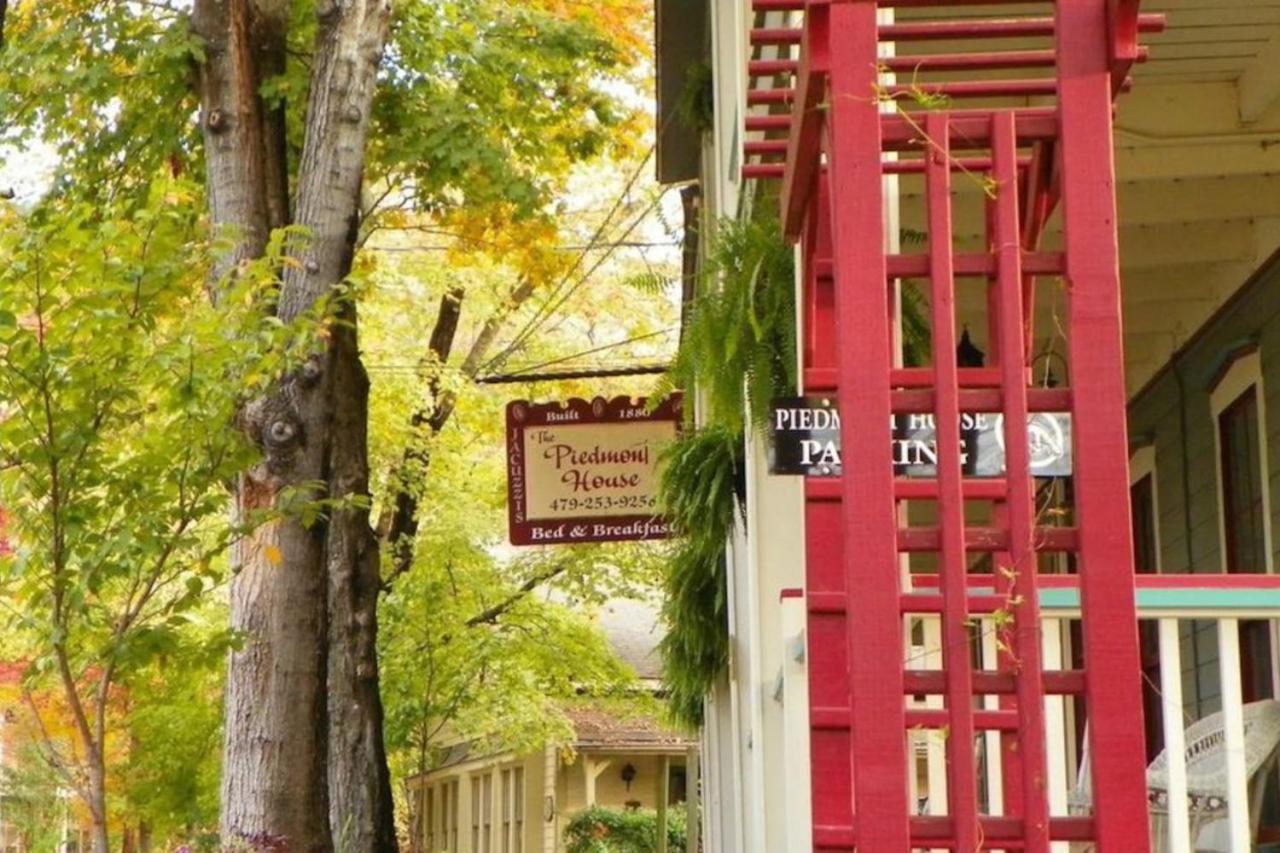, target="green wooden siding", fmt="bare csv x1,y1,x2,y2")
1128,252,1280,718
